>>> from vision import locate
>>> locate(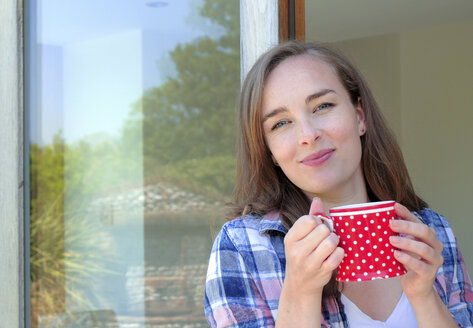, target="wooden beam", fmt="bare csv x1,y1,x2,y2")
278,0,305,42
